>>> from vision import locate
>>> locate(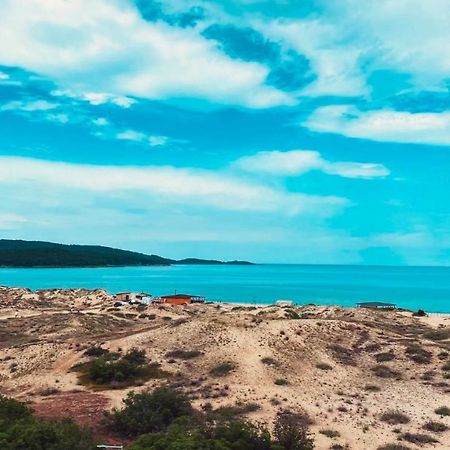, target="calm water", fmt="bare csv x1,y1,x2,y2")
0,264,449,313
